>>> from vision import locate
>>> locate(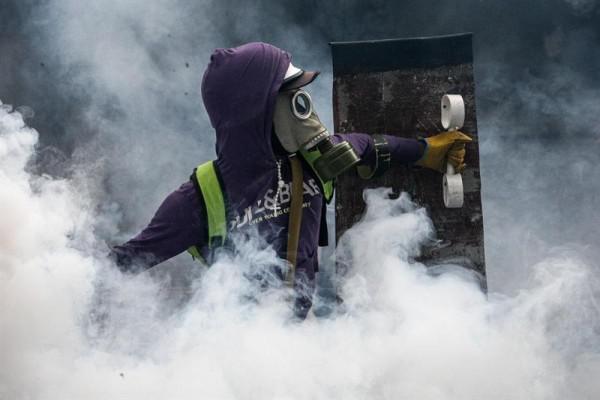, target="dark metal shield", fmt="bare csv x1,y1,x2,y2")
331,33,486,285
